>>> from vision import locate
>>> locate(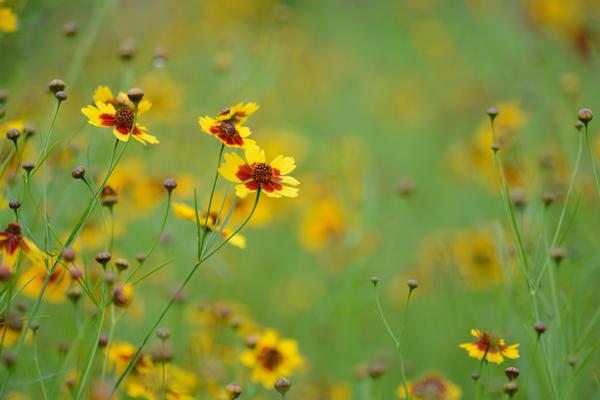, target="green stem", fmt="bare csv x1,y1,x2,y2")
584,124,600,199
199,143,225,256
33,332,49,400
